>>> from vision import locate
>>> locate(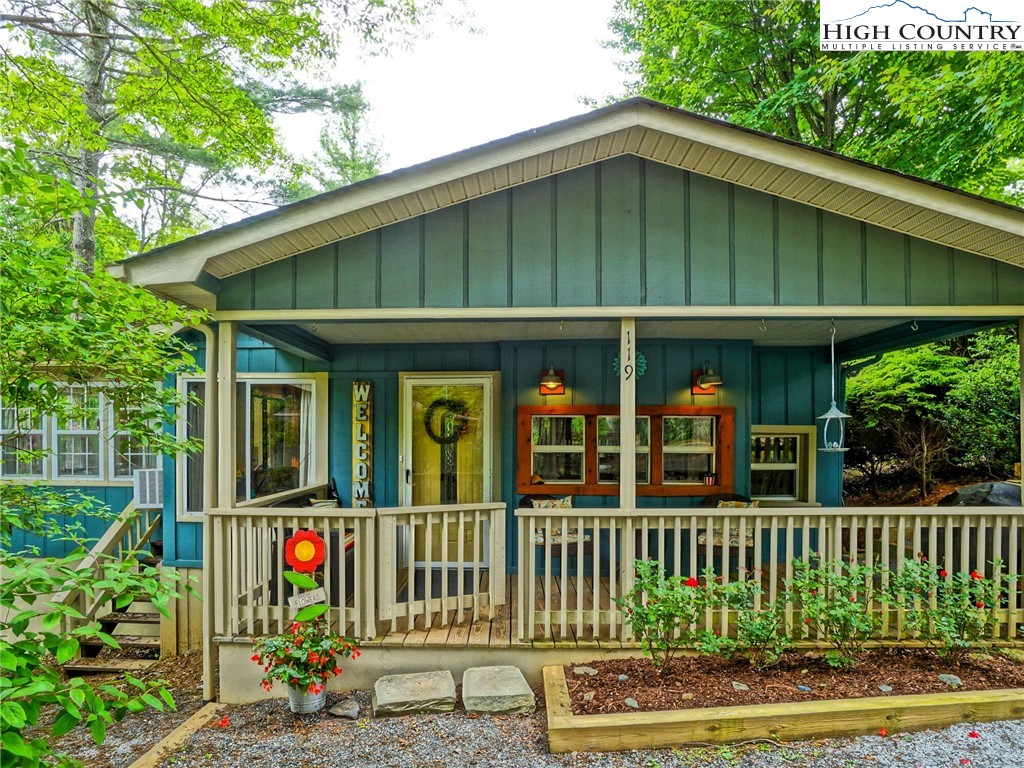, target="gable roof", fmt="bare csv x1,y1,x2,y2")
111,98,1023,307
